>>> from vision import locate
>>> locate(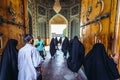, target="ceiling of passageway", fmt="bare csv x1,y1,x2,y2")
35,0,80,24
36,0,81,8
